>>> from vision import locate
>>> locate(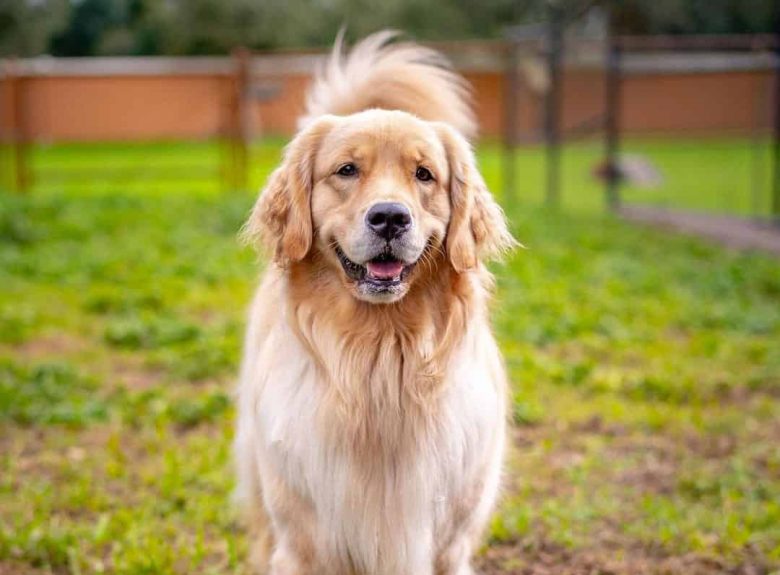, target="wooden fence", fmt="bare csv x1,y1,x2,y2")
1,37,777,193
